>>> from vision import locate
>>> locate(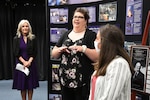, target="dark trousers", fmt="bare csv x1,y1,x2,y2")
61,85,89,100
